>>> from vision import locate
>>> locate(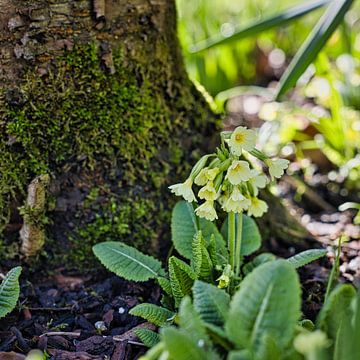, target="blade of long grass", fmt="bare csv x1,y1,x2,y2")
189,0,330,53
324,236,342,304
275,0,354,99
